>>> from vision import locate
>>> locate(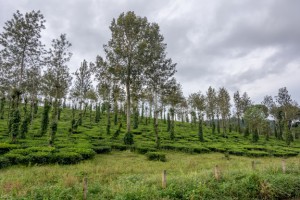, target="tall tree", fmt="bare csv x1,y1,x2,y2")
206,86,217,134
144,22,177,148
244,105,268,142
233,91,242,133
70,59,93,110
0,10,45,92
276,87,299,145
217,87,231,137
188,91,206,141
164,78,184,140
104,11,165,144
0,10,45,142
44,34,72,146
95,56,113,135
